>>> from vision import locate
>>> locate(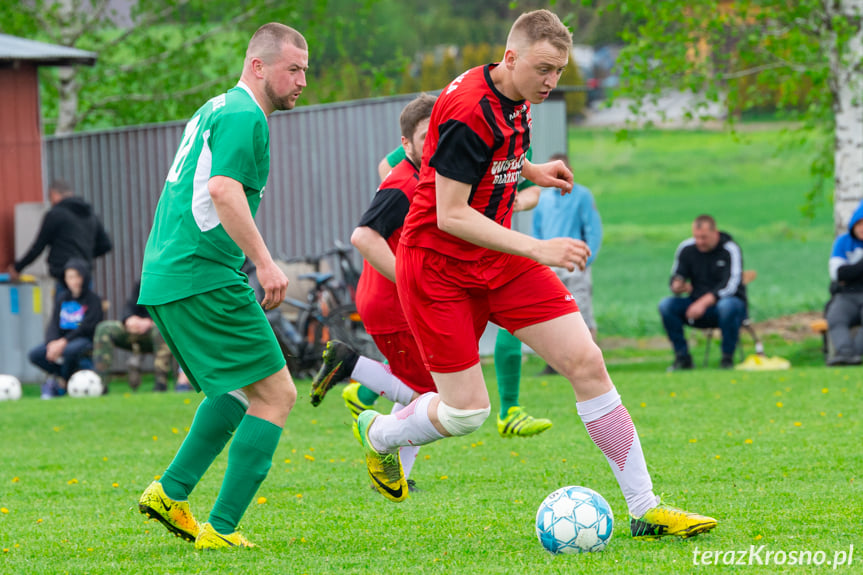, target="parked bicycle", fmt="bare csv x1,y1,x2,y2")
263,243,378,378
